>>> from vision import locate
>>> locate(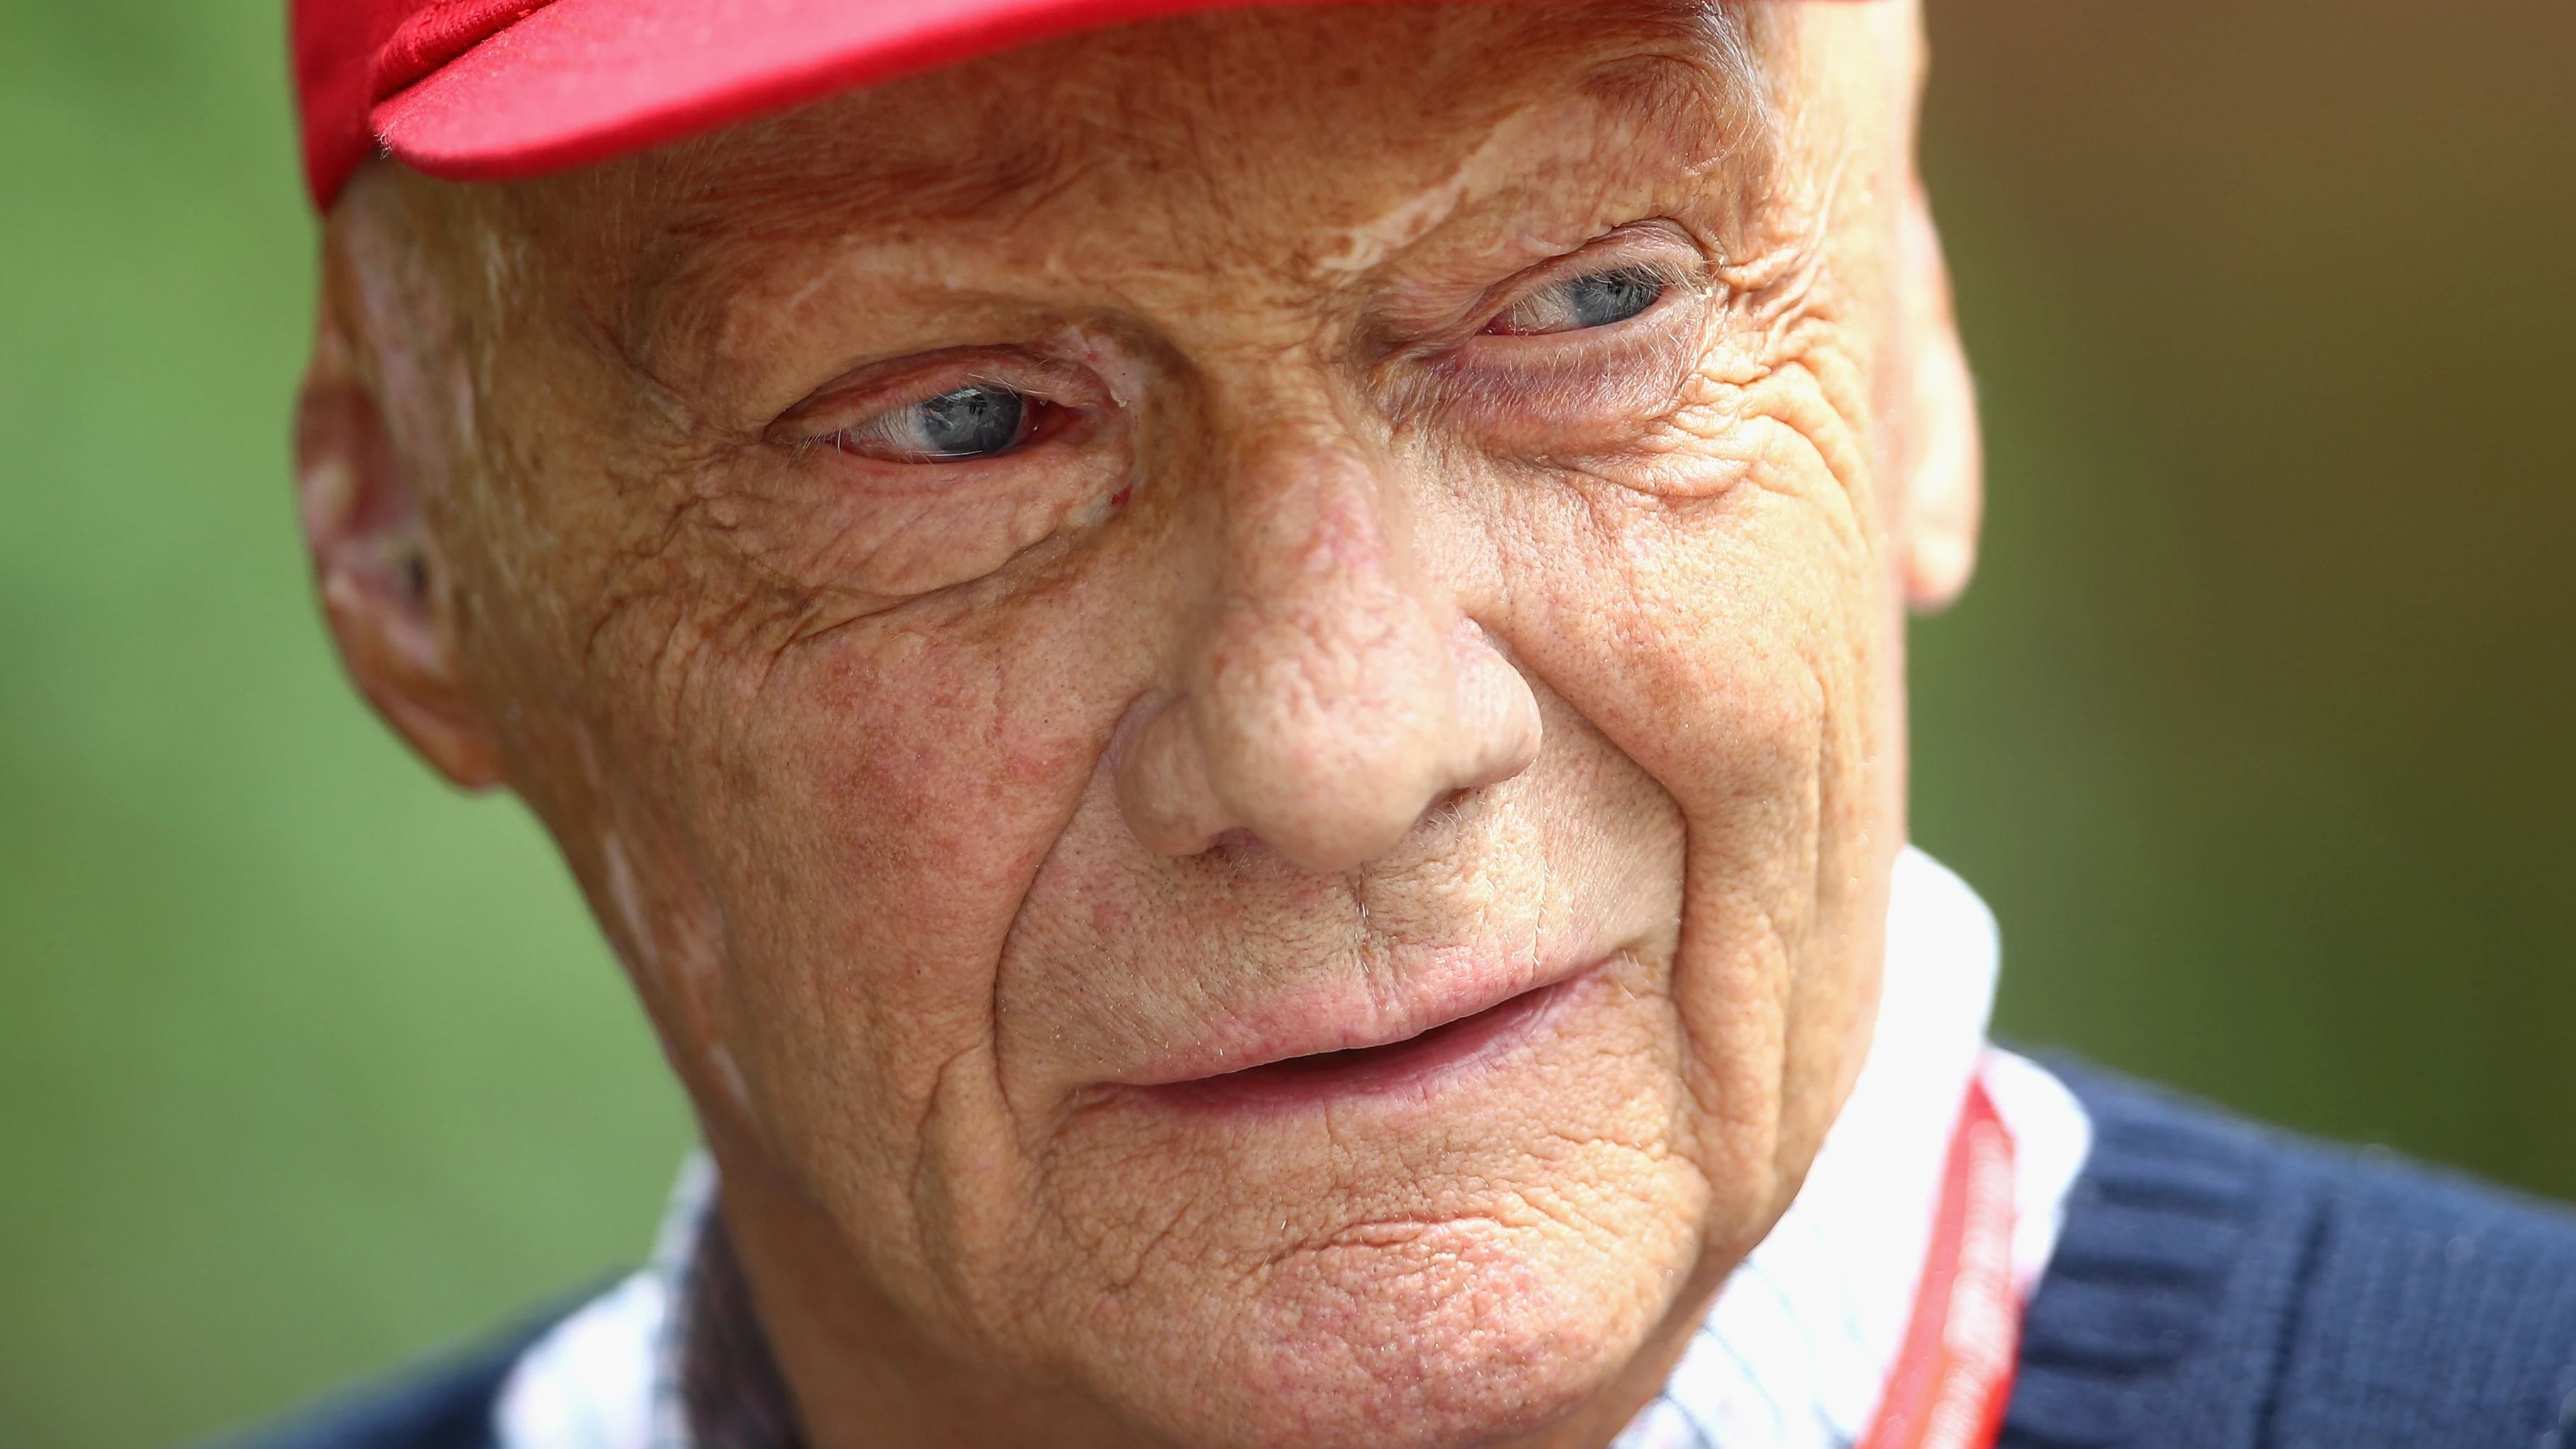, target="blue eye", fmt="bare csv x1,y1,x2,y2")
1489,267,1668,336
1561,269,1664,328
842,384,1033,462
